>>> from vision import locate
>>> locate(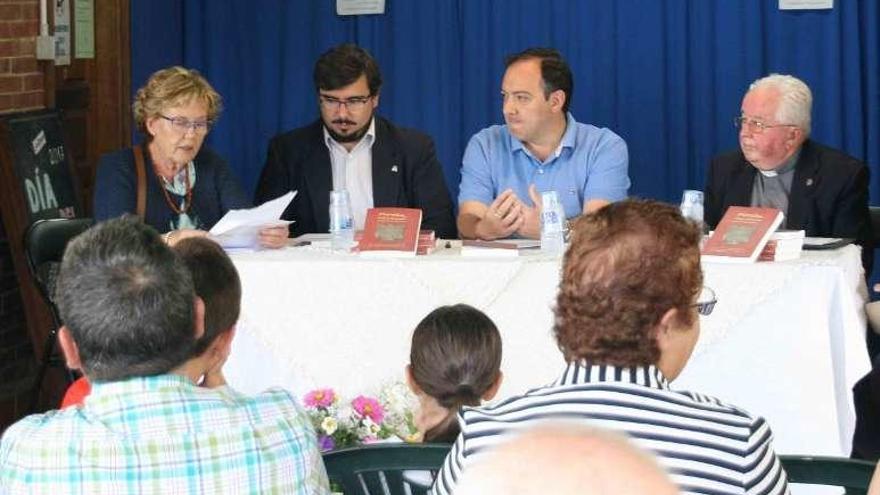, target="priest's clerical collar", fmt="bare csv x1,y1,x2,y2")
757,149,801,178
